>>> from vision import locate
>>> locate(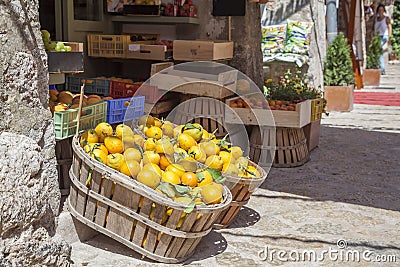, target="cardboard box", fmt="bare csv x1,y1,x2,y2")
173,40,234,61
